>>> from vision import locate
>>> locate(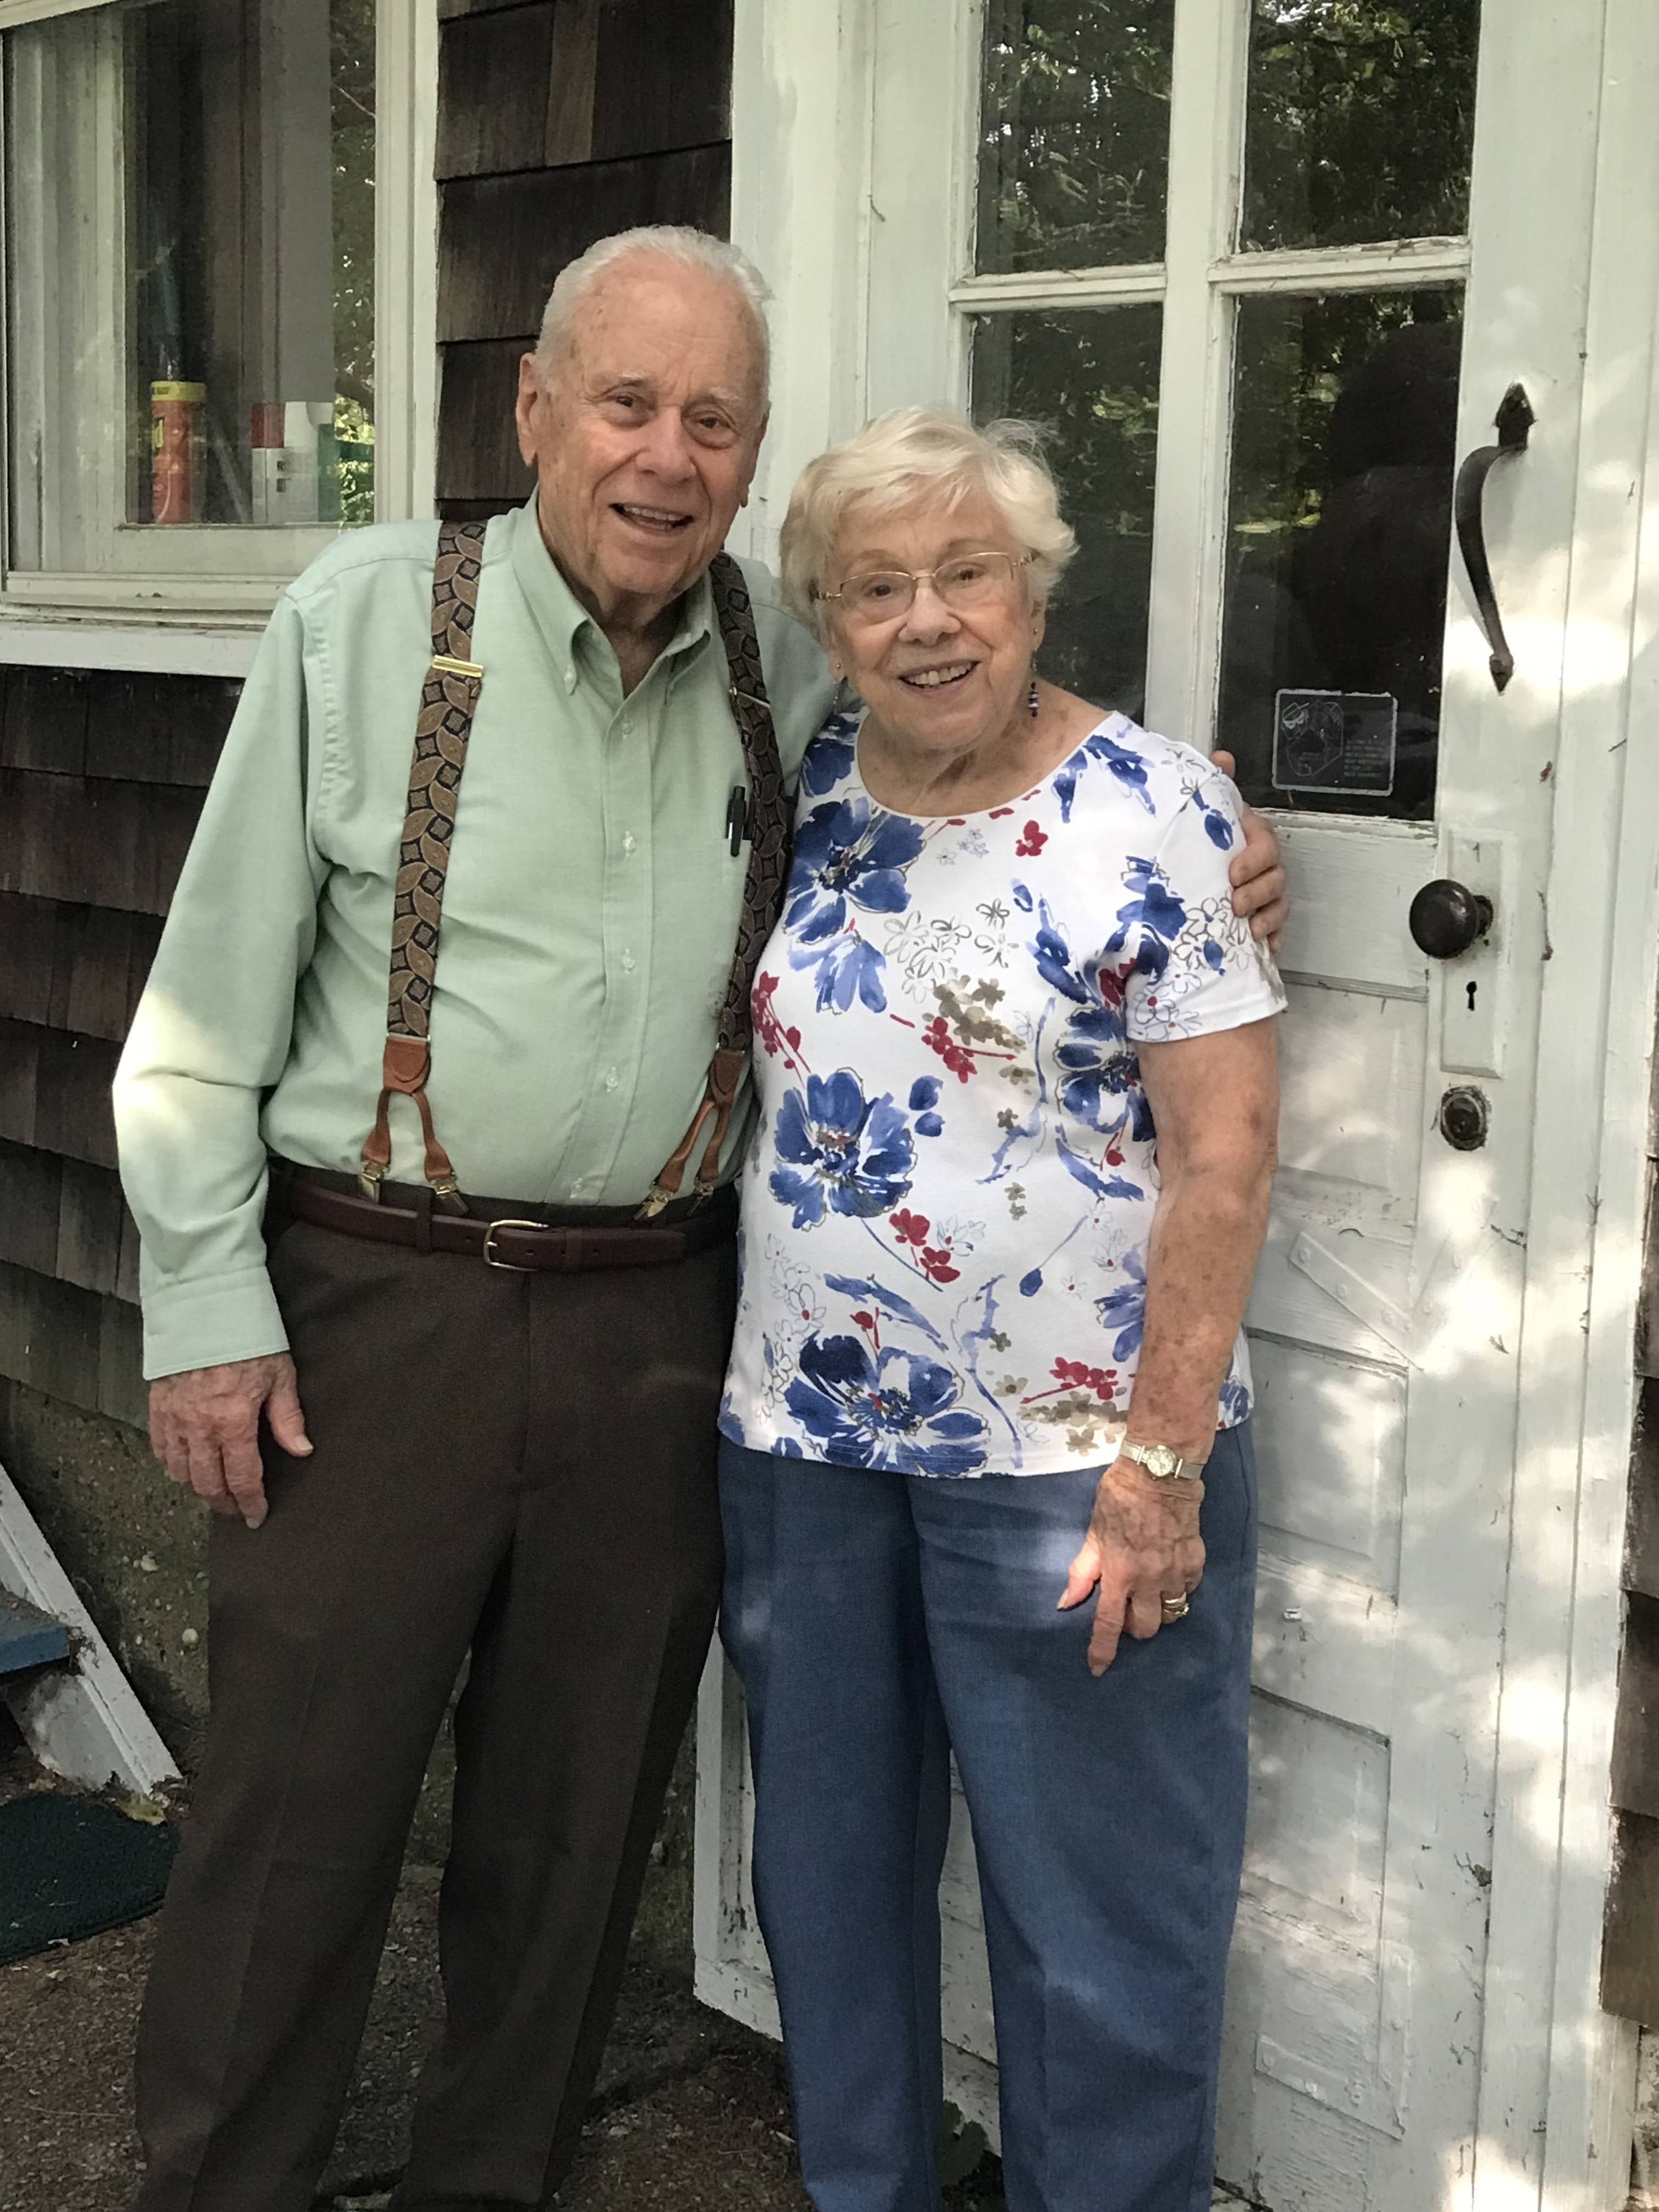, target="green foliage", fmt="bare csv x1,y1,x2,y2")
331,0,376,428
978,0,1175,272
1243,0,1481,249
